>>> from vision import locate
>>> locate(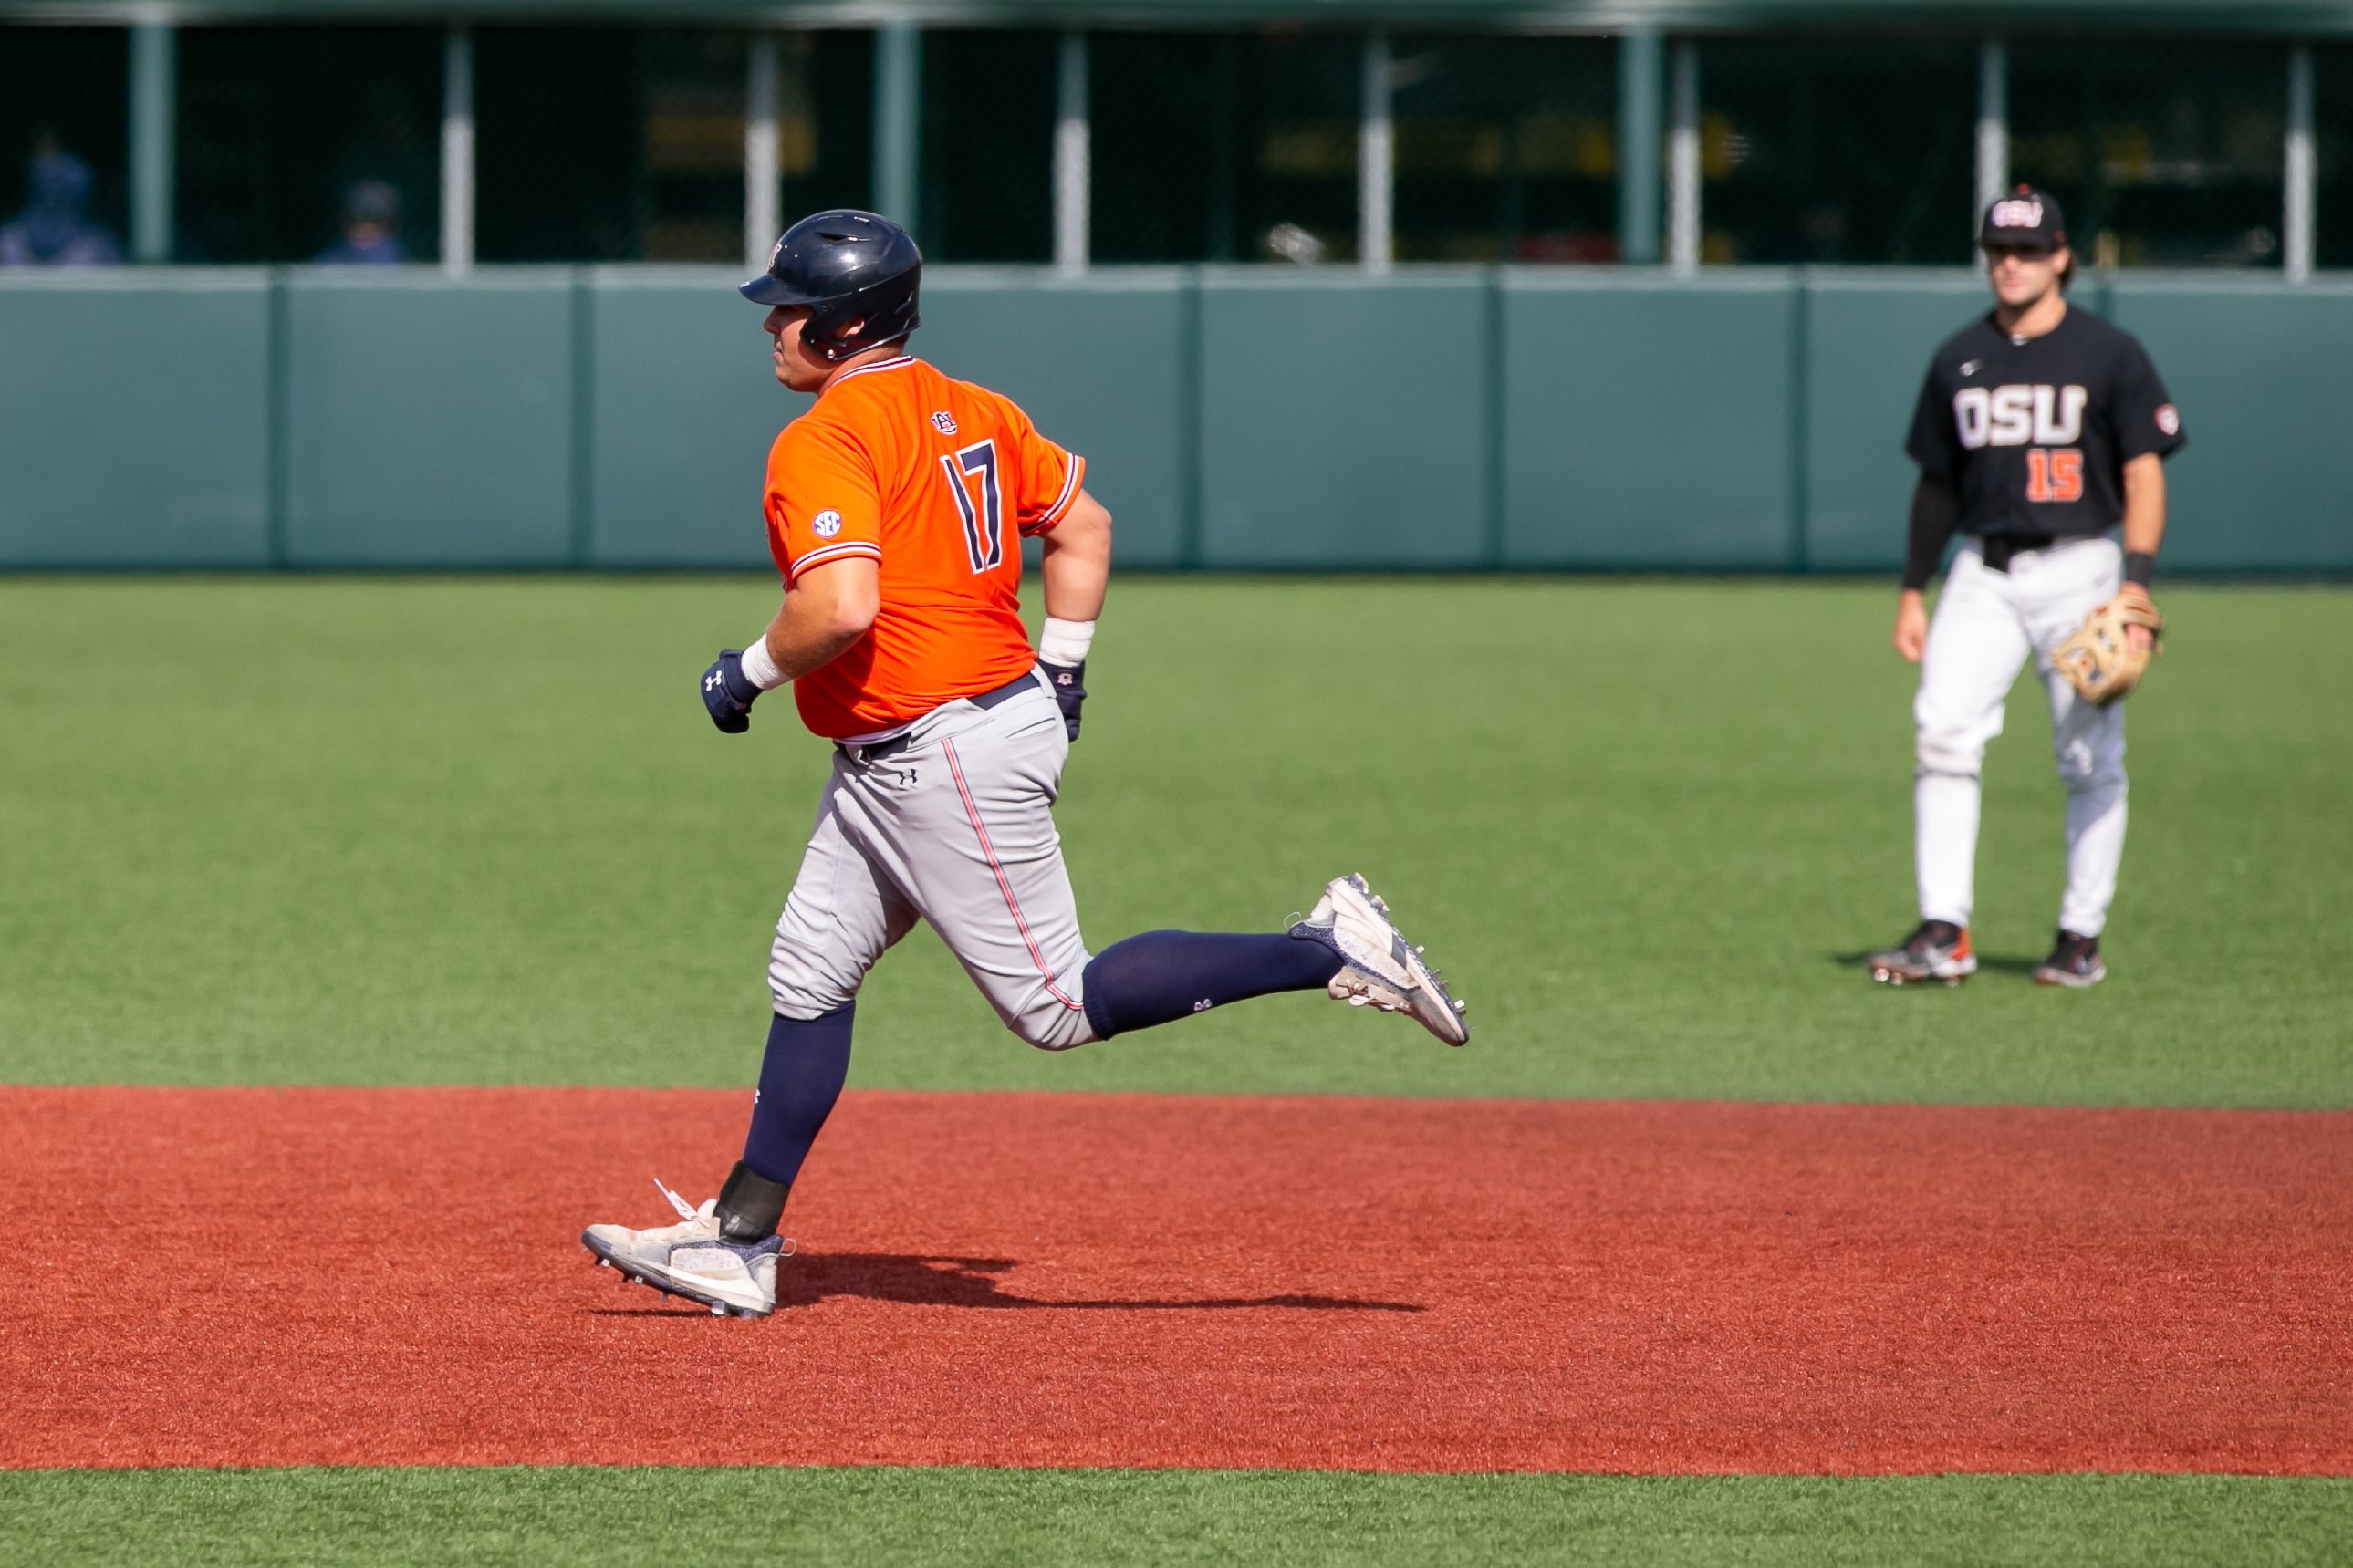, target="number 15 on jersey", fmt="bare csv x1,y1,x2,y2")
2025,448,2084,504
